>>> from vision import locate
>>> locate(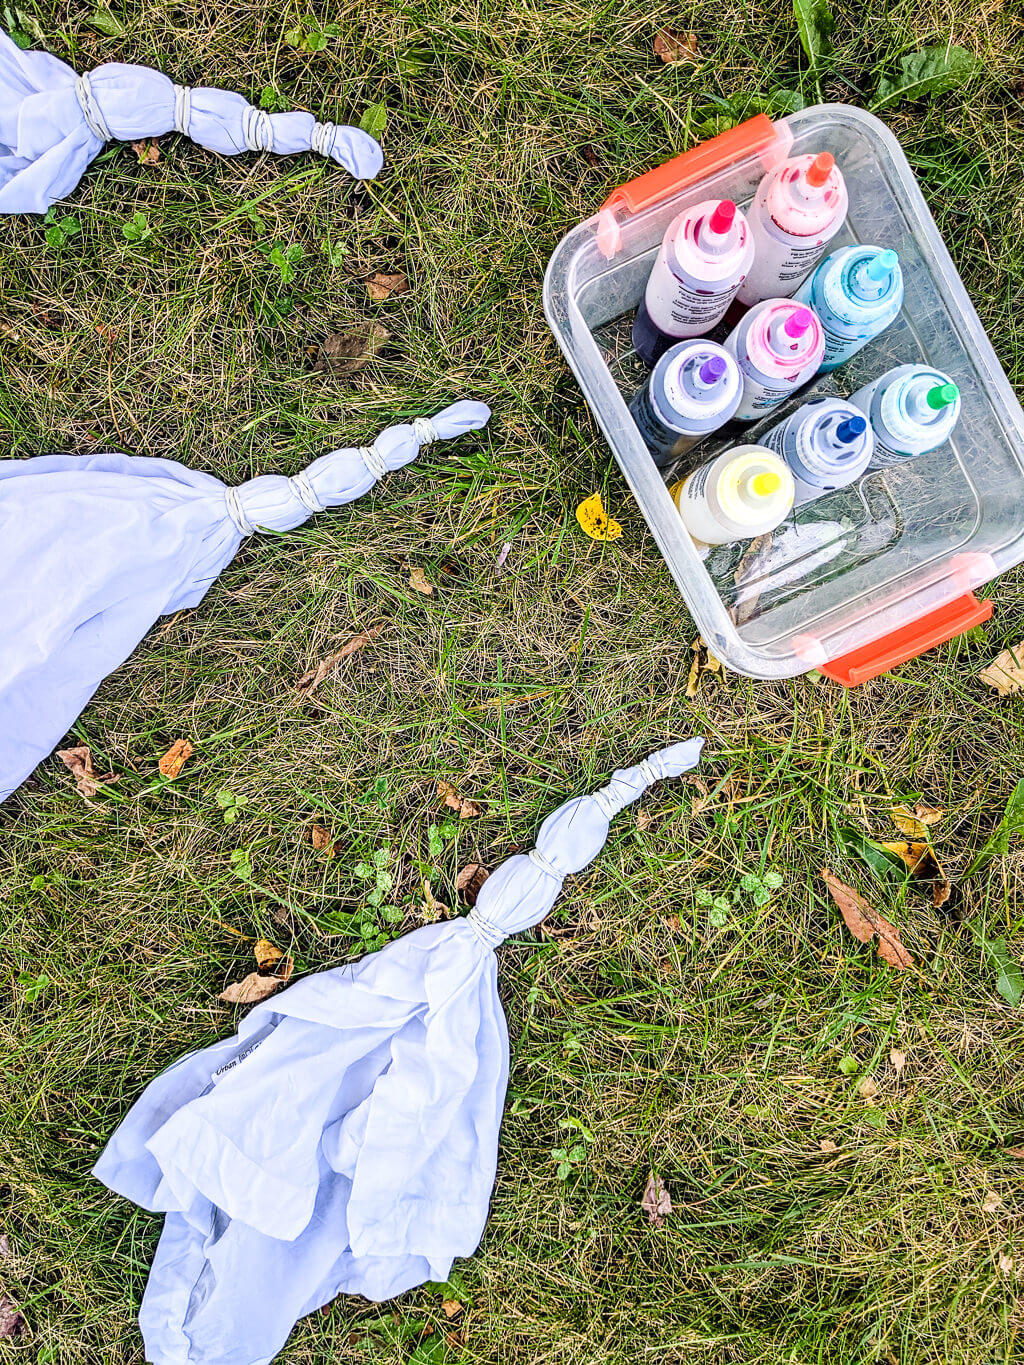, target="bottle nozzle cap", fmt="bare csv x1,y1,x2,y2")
750,471,782,498
835,415,867,444
698,355,728,385
783,306,814,340
708,200,737,235
866,248,899,282
926,381,960,411
806,152,834,188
